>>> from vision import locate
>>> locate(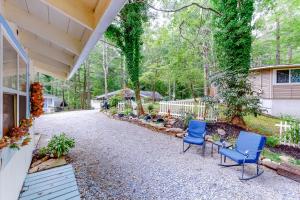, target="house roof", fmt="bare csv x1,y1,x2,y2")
1,0,126,80
95,89,163,100
250,64,300,71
